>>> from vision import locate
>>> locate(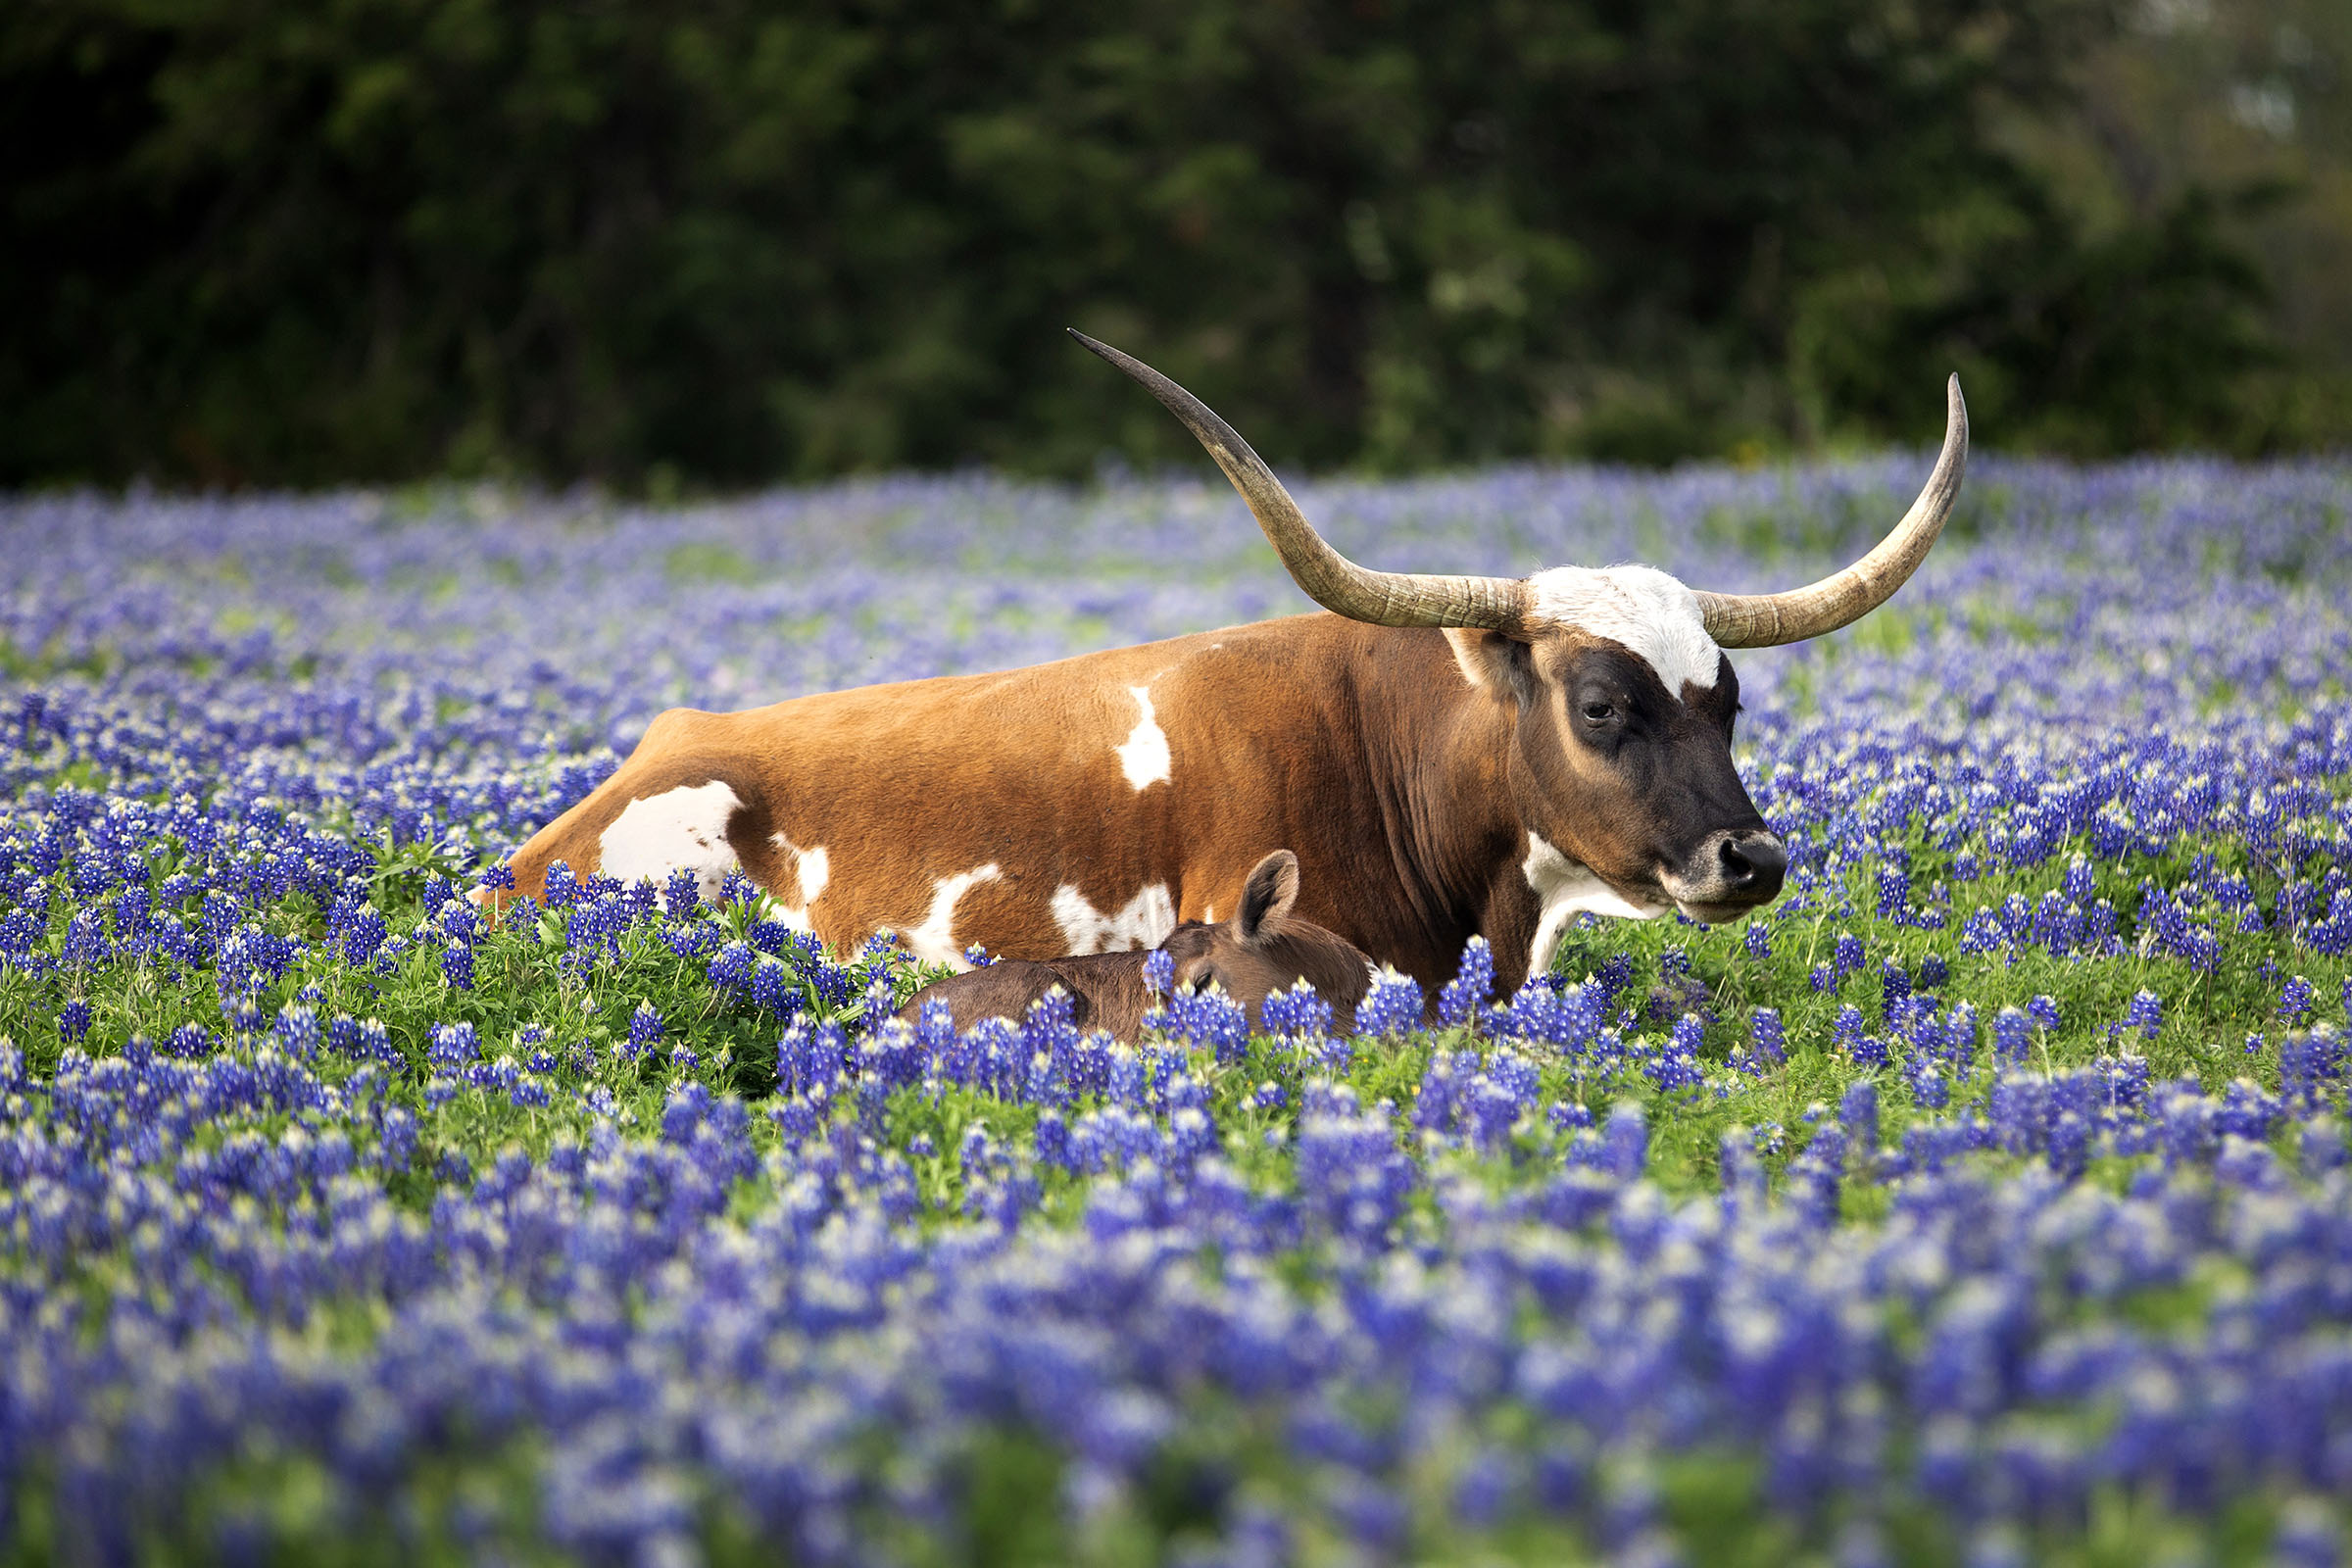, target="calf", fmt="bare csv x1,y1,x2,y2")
899,850,1371,1041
